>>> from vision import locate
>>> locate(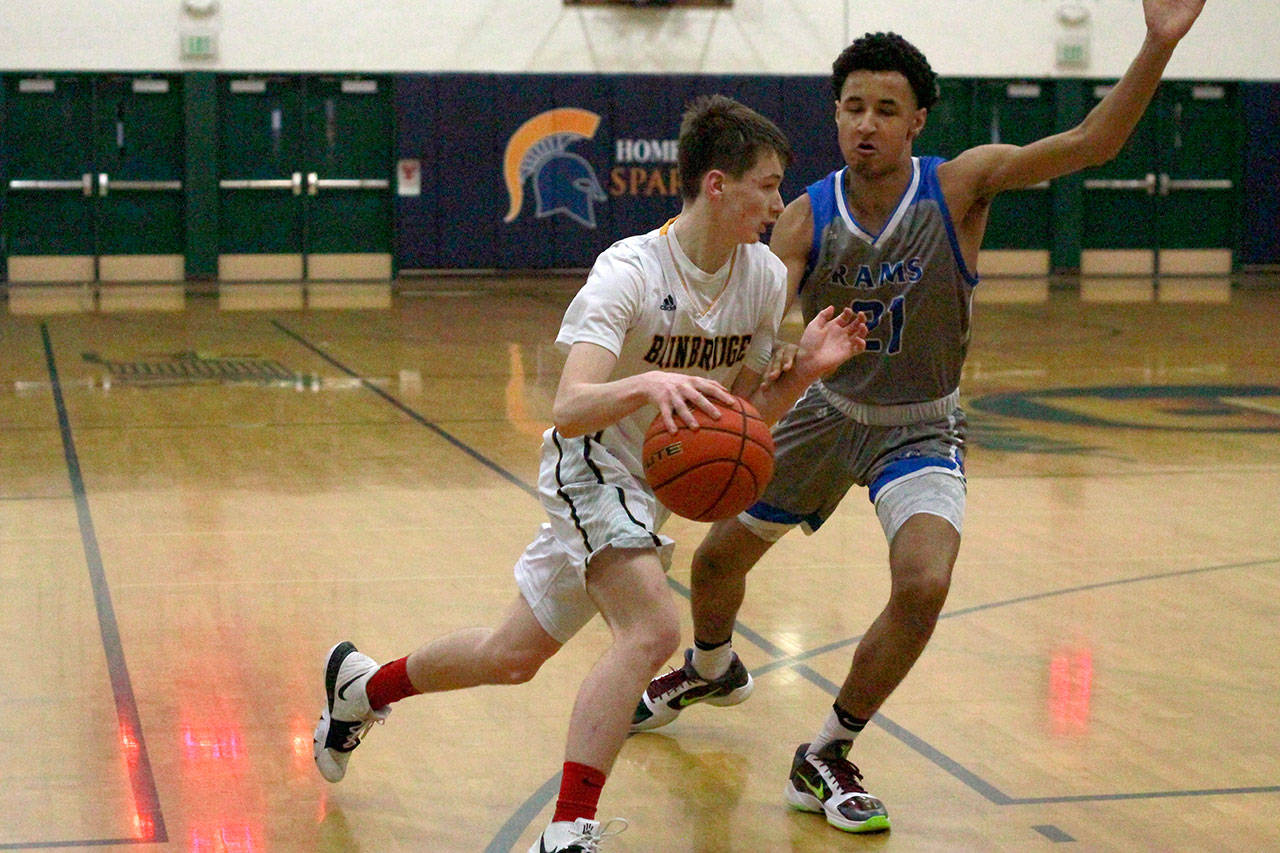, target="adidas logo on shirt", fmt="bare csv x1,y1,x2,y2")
659,294,676,311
